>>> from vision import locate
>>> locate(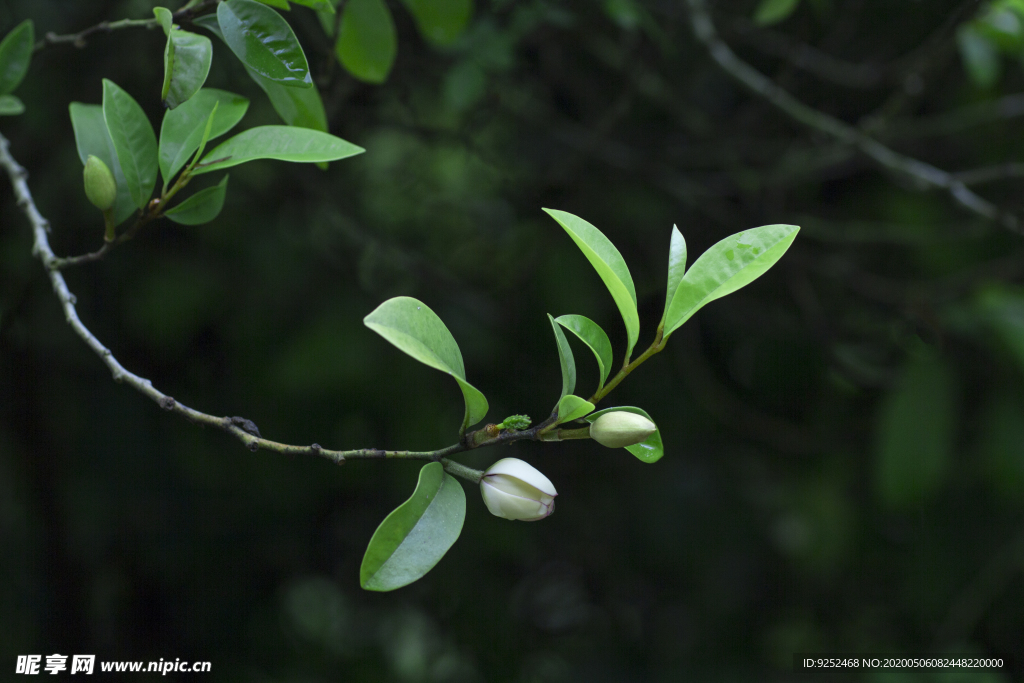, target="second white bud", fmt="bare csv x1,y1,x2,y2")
480,458,557,521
